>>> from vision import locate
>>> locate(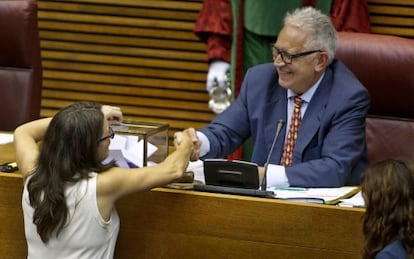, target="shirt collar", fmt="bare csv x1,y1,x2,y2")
287,72,325,103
